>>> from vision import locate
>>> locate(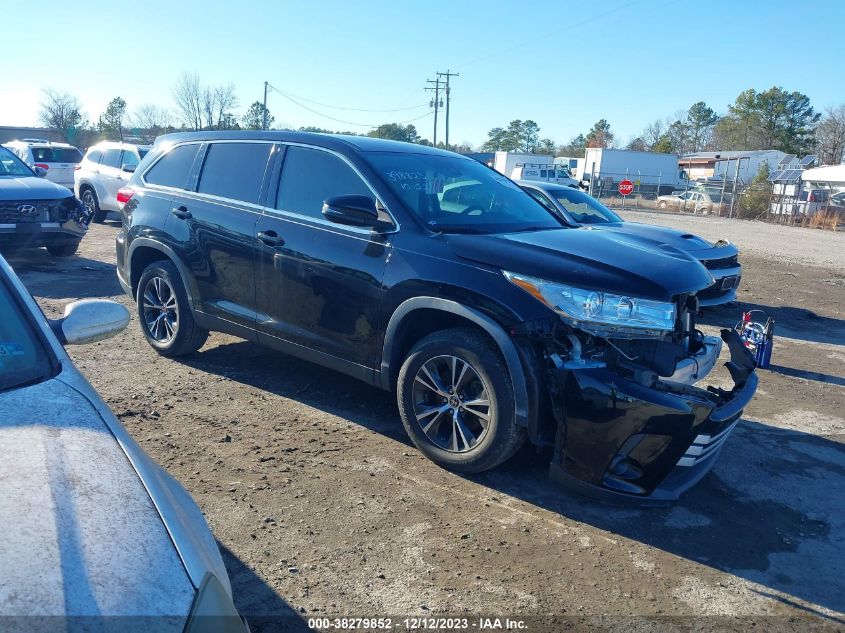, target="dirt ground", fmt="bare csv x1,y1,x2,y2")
8,213,845,632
